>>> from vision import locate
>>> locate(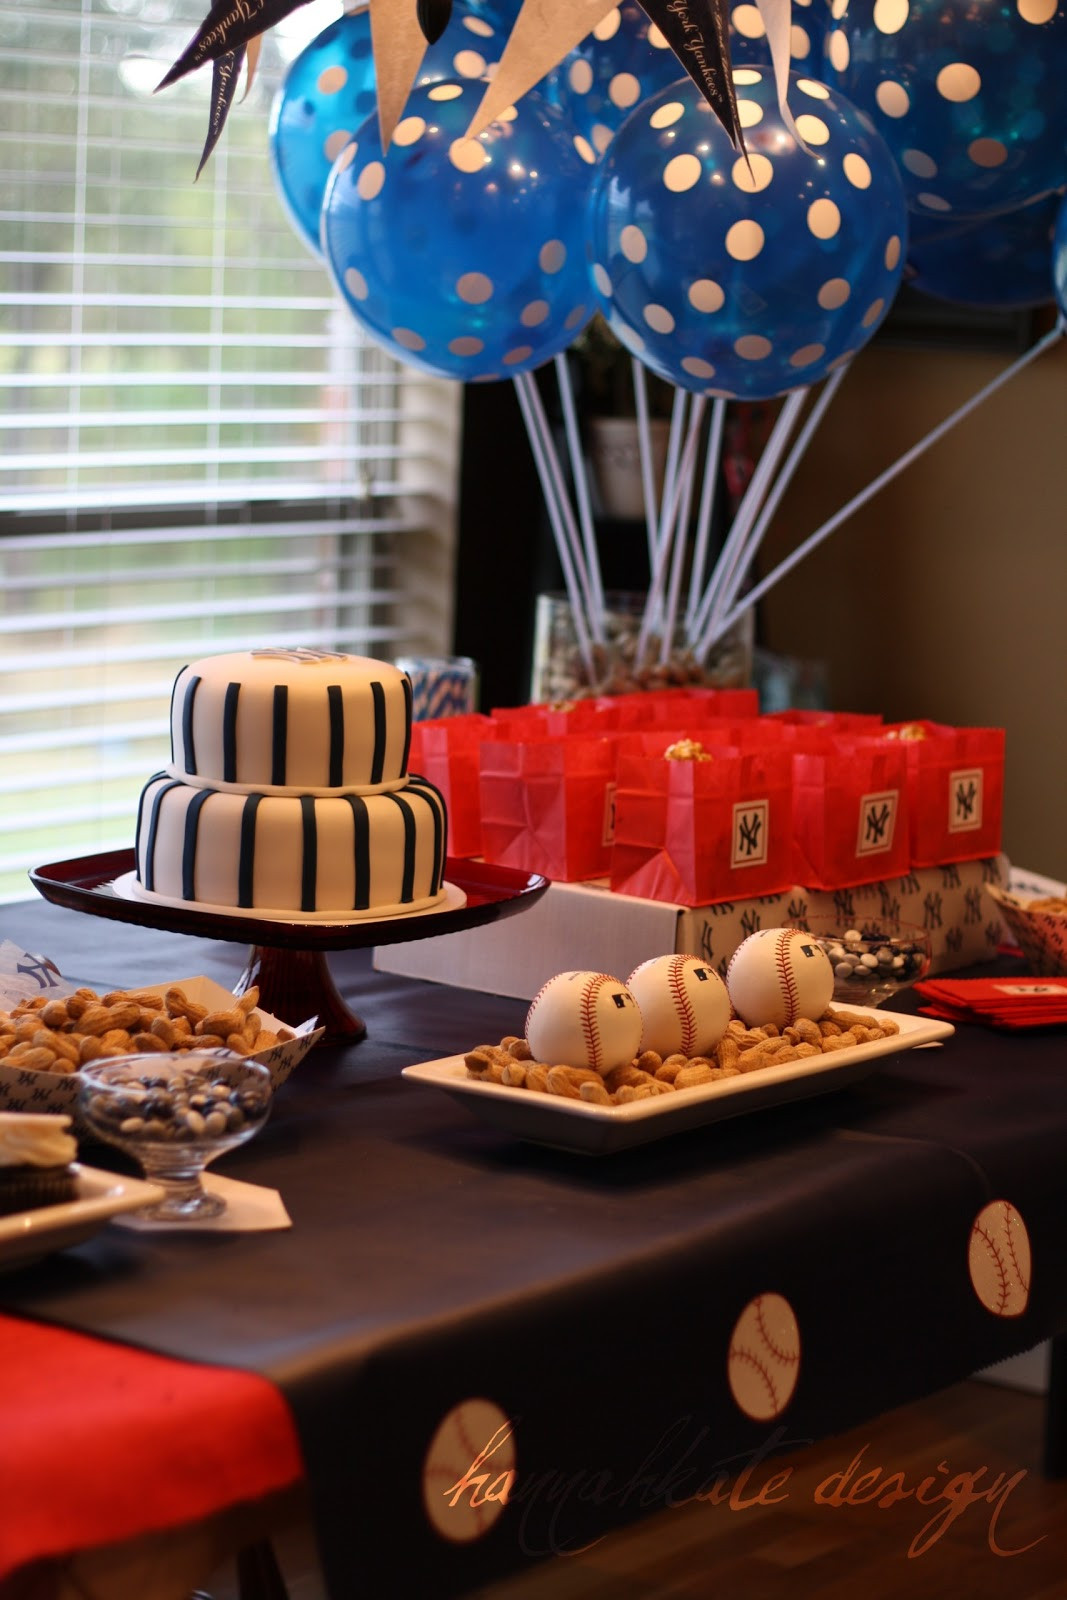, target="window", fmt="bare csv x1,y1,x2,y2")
1,0,460,902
